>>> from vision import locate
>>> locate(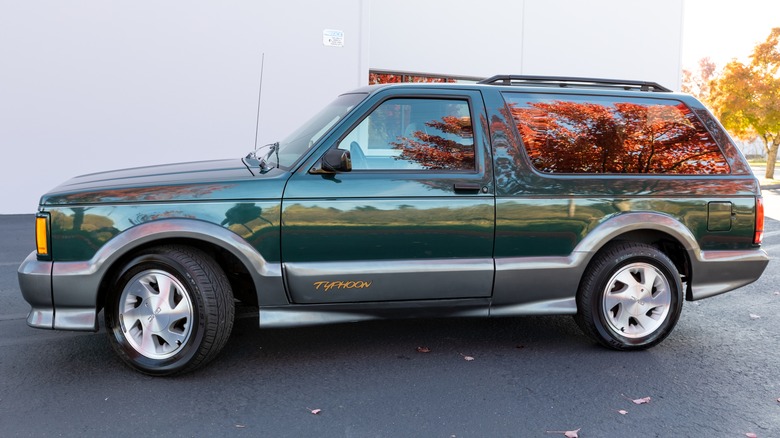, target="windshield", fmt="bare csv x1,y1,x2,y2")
266,93,366,169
